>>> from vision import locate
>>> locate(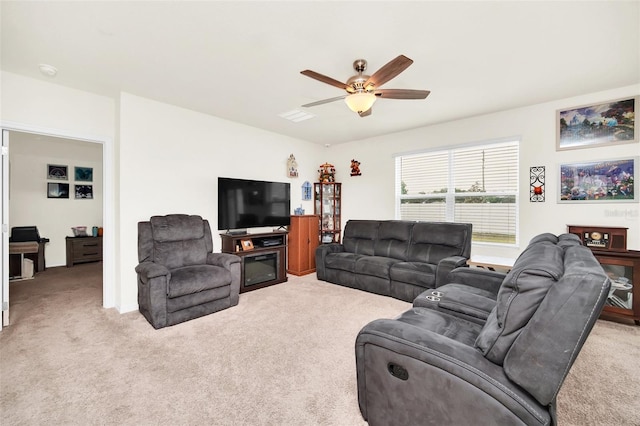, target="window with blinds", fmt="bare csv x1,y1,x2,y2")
396,140,519,245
